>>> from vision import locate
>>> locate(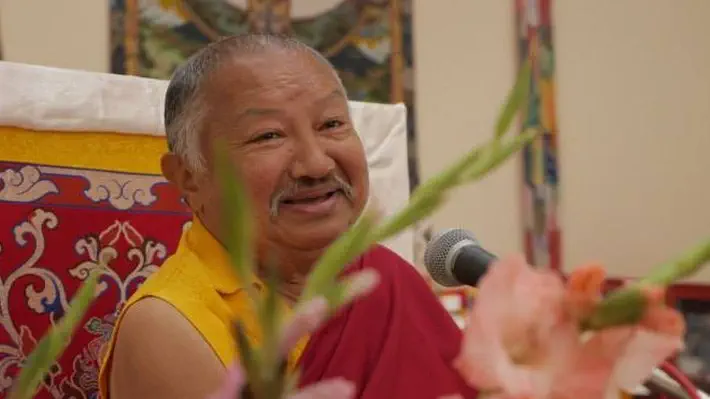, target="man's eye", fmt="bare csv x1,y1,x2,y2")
251,131,281,142
321,119,344,130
